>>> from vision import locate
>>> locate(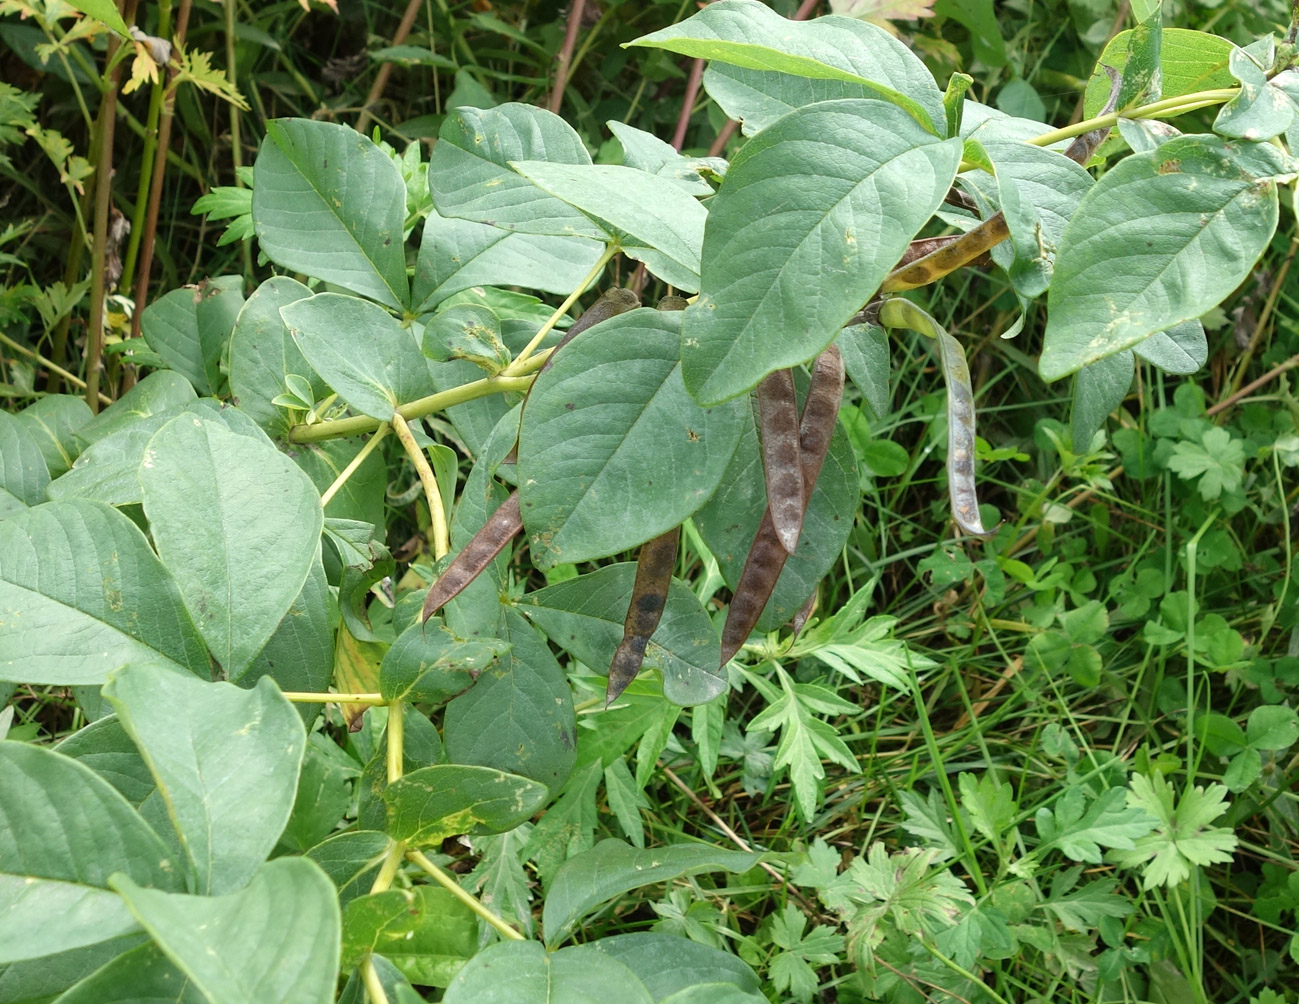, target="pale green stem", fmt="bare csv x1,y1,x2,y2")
361,958,391,1004
0,332,112,404
281,691,387,704
406,849,527,941
289,371,538,444
319,423,389,508
1029,88,1238,147
499,243,618,377
391,412,449,559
